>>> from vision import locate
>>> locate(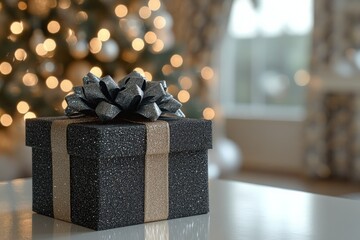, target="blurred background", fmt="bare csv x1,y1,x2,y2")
2,0,360,197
